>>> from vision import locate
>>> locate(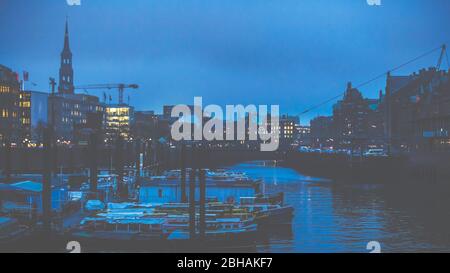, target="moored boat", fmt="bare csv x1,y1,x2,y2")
240,196,294,225
167,217,258,251
0,217,32,251
64,201,260,252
